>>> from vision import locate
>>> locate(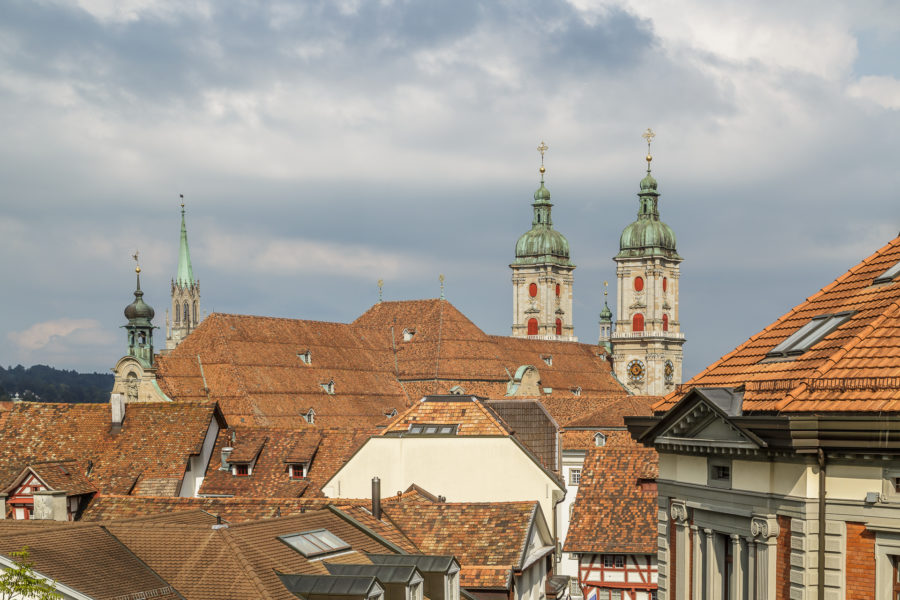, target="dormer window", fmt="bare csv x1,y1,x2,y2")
875,261,900,285
320,379,335,395
298,350,311,365
541,354,552,366
766,311,853,358
594,432,606,447
402,328,416,342
233,464,250,477
304,409,315,424
290,464,308,479
449,386,465,395
384,408,398,418
571,386,582,397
